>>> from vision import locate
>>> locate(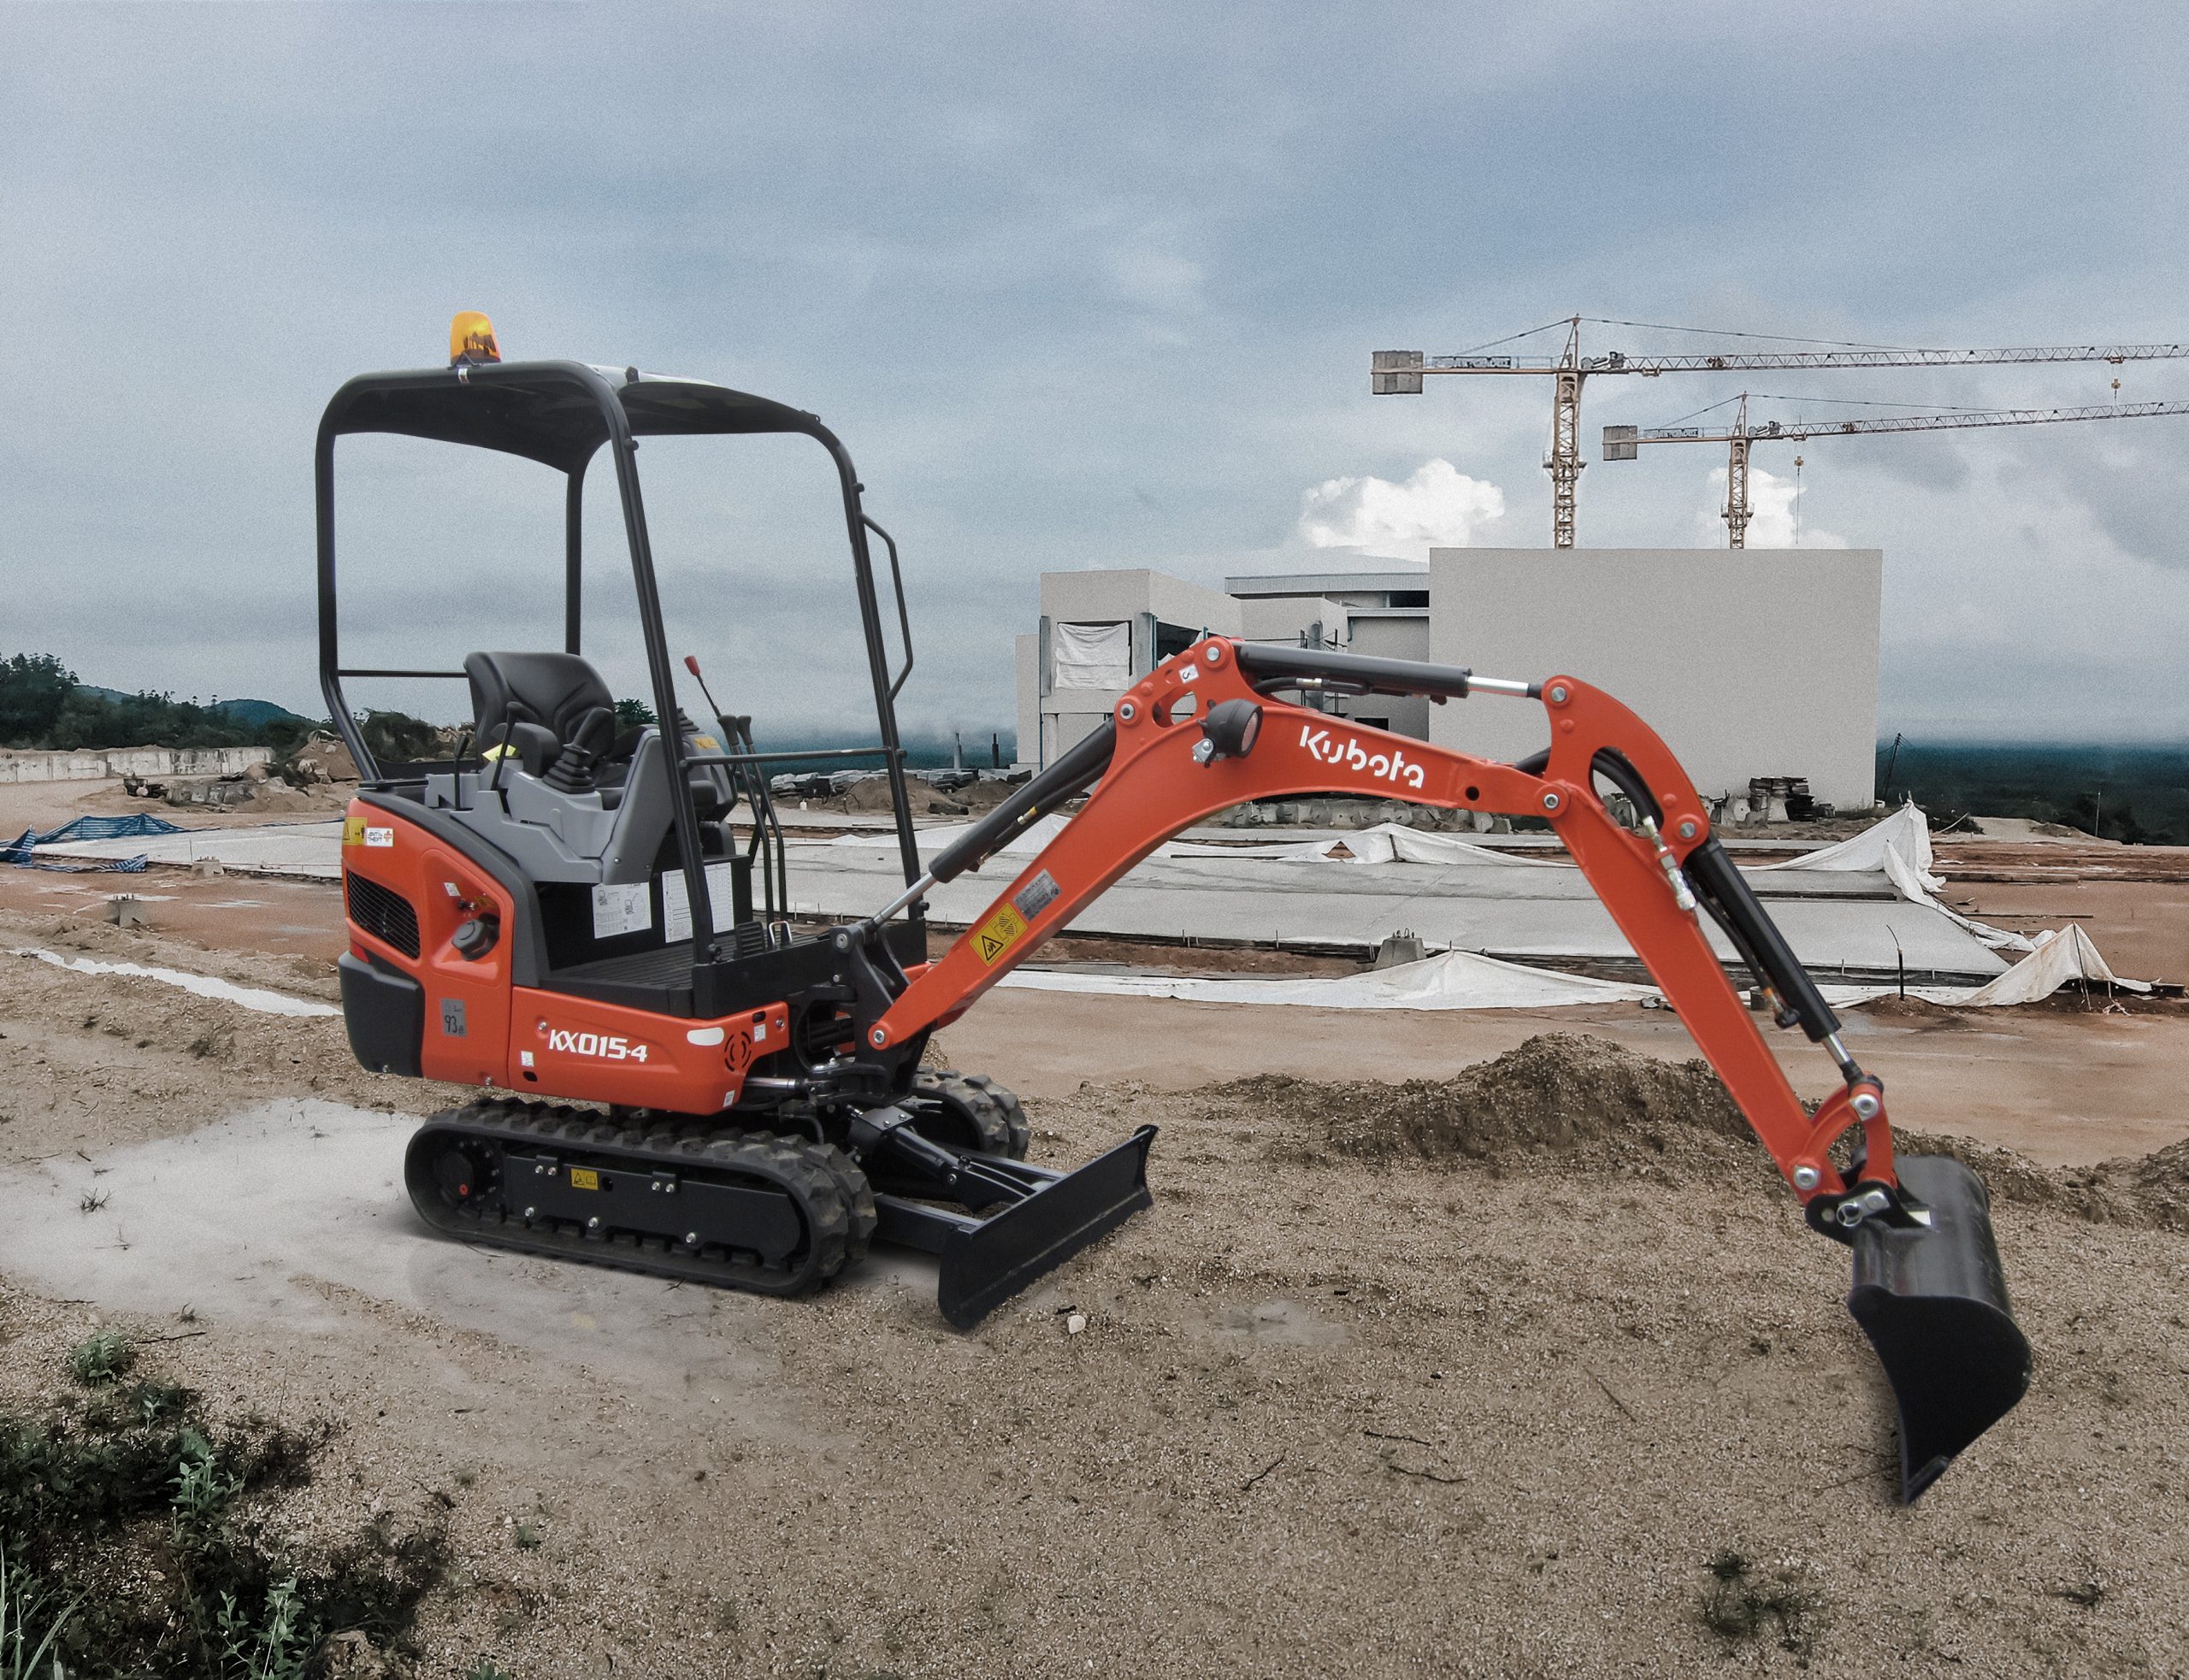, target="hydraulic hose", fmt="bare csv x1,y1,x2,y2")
927,722,1117,885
